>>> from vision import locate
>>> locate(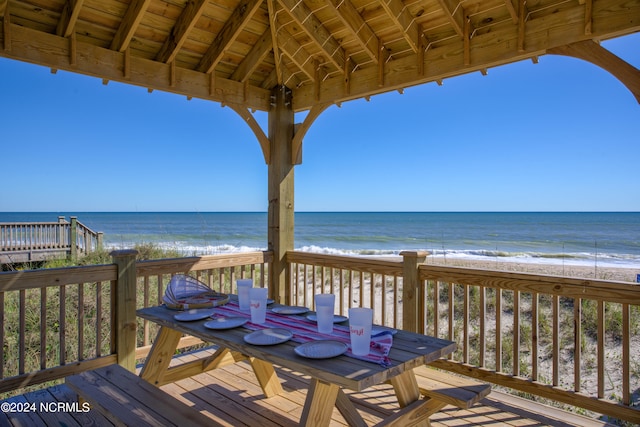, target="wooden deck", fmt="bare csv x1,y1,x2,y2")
0,348,613,427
